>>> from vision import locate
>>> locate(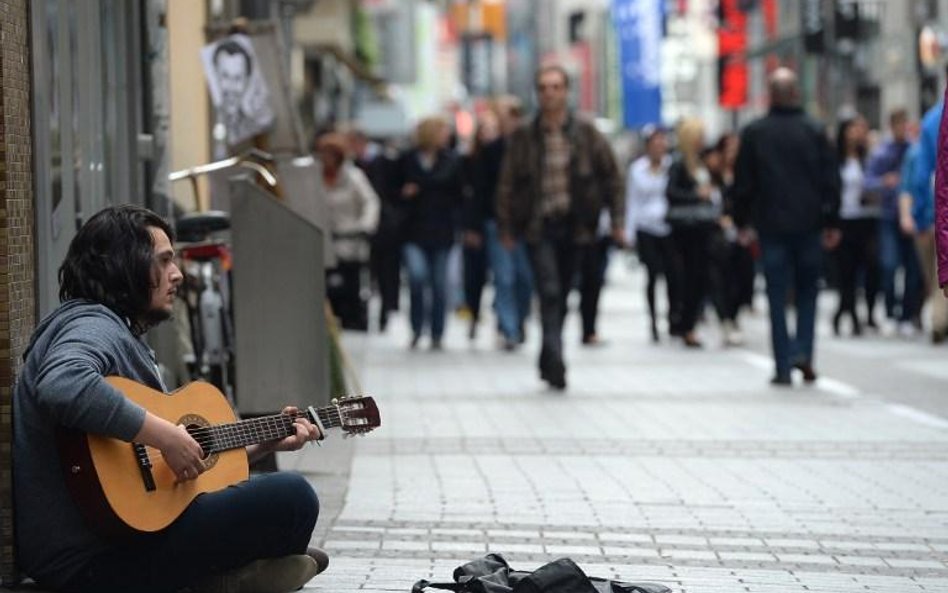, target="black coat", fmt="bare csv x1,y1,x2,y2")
460,138,505,233
733,106,840,234
399,149,463,249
